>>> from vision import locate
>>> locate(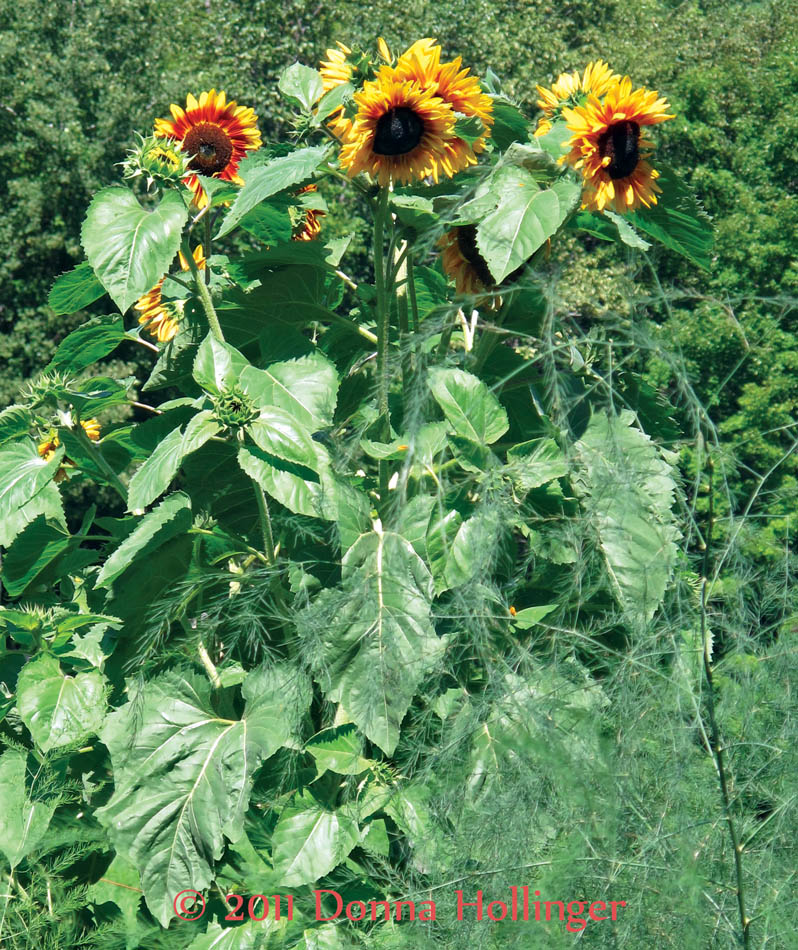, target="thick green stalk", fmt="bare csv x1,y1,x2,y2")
182,237,225,343
373,187,391,498
252,477,277,565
